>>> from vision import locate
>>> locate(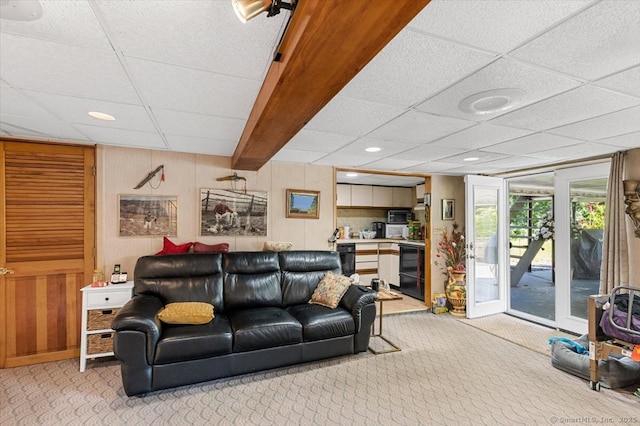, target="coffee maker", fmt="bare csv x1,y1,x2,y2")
372,222,385,239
